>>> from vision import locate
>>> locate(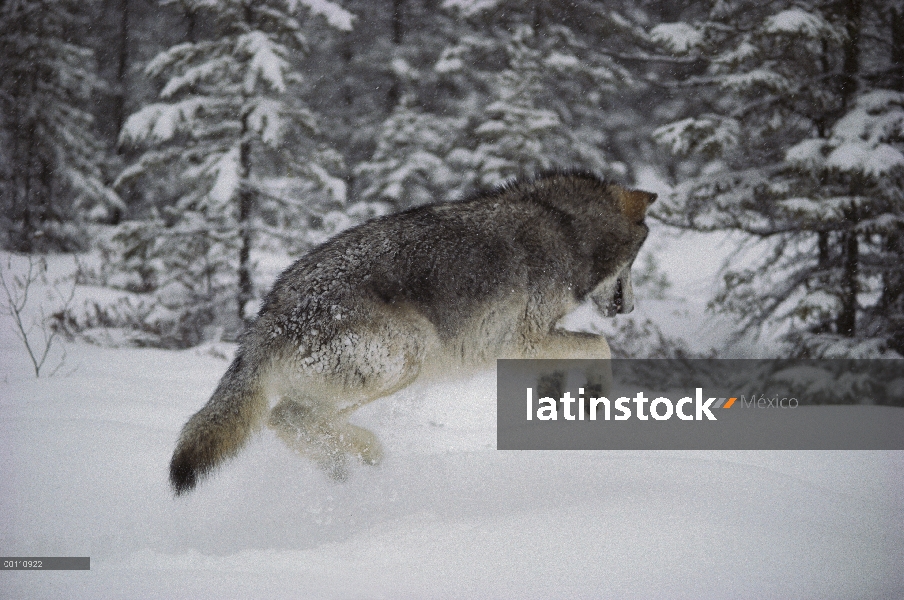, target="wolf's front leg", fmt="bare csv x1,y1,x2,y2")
525,330,613,409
